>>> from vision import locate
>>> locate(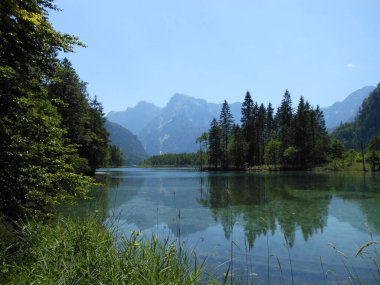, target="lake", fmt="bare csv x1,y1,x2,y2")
77,168,380,284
